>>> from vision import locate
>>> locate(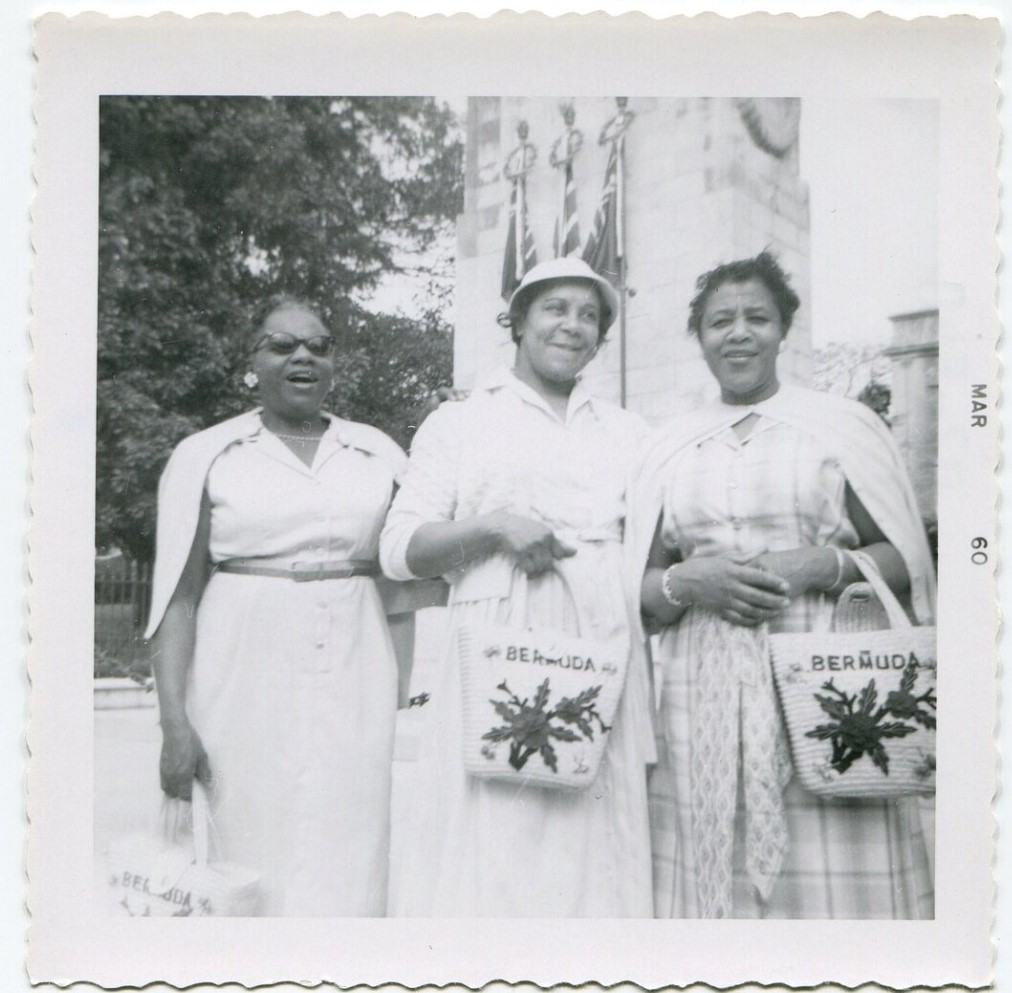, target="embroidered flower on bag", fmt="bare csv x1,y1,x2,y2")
482,678,610,772
913,750,937,780
806,662,935,775
883,663,937,728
